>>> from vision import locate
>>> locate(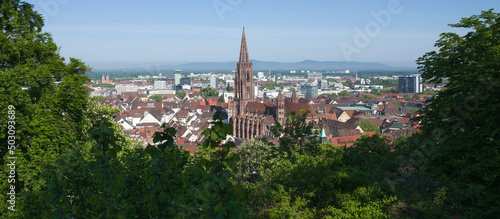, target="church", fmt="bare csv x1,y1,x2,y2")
232,28,318,139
